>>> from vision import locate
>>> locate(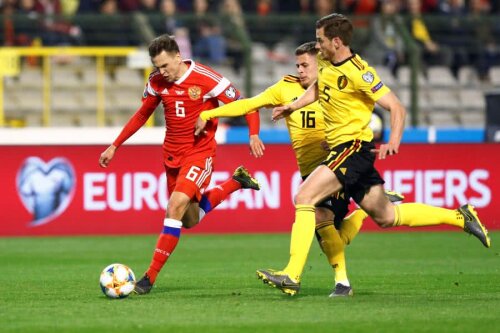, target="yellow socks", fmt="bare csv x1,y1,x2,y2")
339,209,367,245
280,202,464,285
315,208,368,285
283,204,316,281
316,222,348,285
394,203,463,228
